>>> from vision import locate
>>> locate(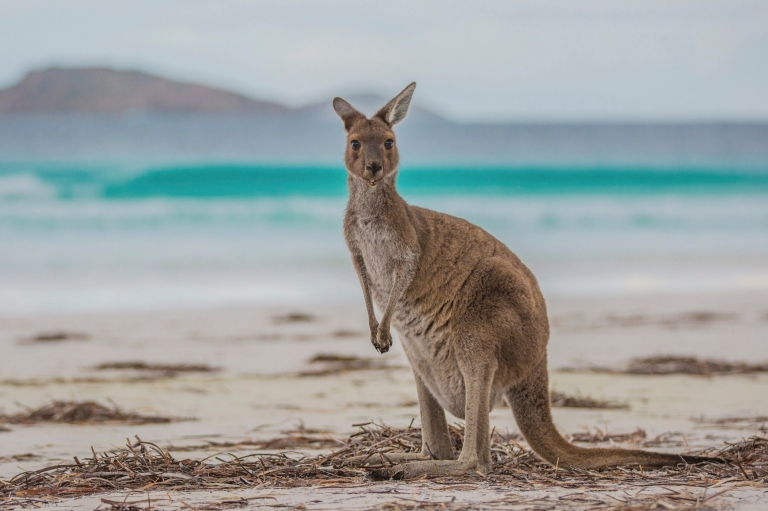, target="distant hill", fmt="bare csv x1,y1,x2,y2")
0,67,449,121
0,67,291,115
